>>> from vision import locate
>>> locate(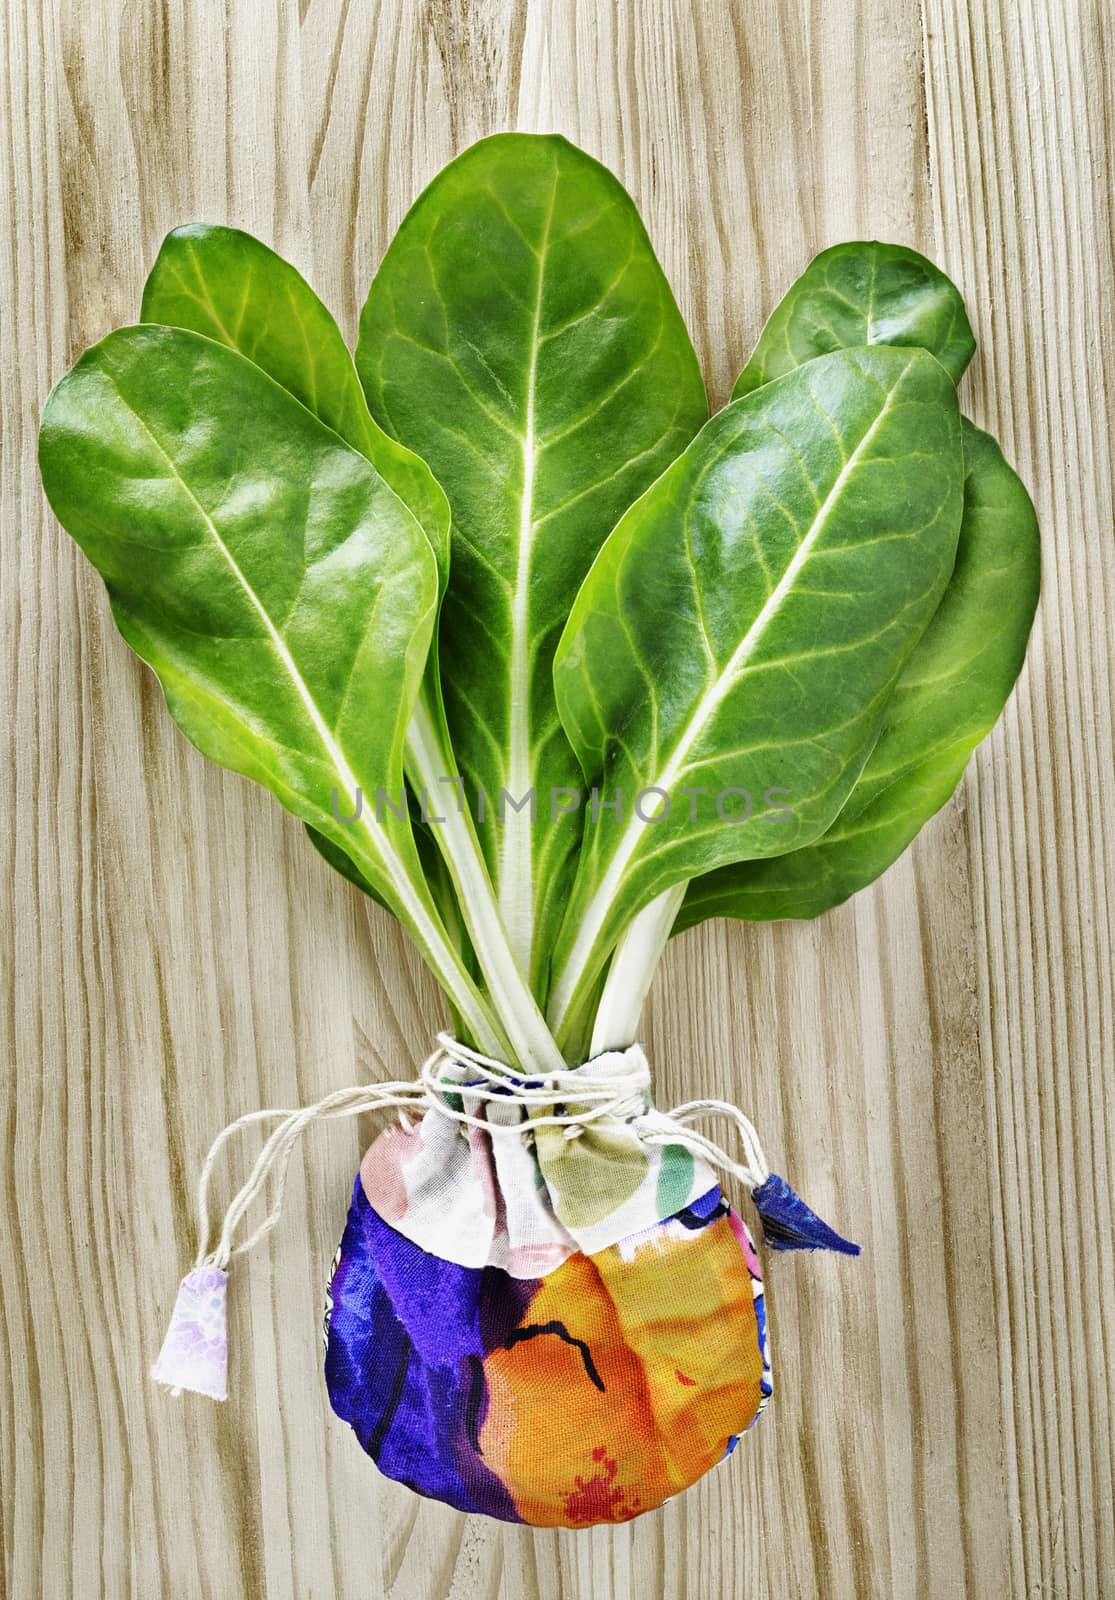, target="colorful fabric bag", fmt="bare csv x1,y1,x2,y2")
154,1037,856,1527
